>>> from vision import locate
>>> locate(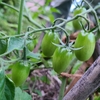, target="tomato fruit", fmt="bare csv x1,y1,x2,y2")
0,39,7,54
27,40,35,51
11,61,30,87
41,31,59,57
53,47,73,74
72,7,87,30
74,31,95,61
